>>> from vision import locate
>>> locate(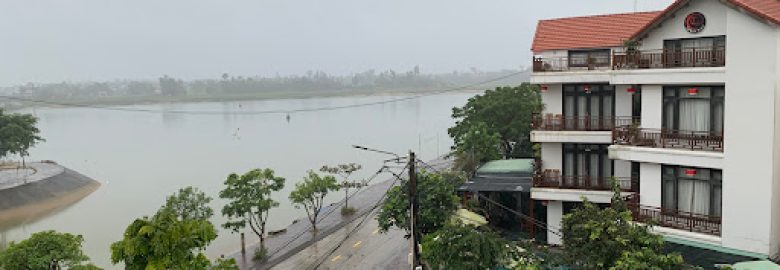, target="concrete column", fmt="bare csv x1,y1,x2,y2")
640,85,663,129
639,163,662,208
547,201,563,245
540,143,562,171
614,85,633,118
541,84,563,115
